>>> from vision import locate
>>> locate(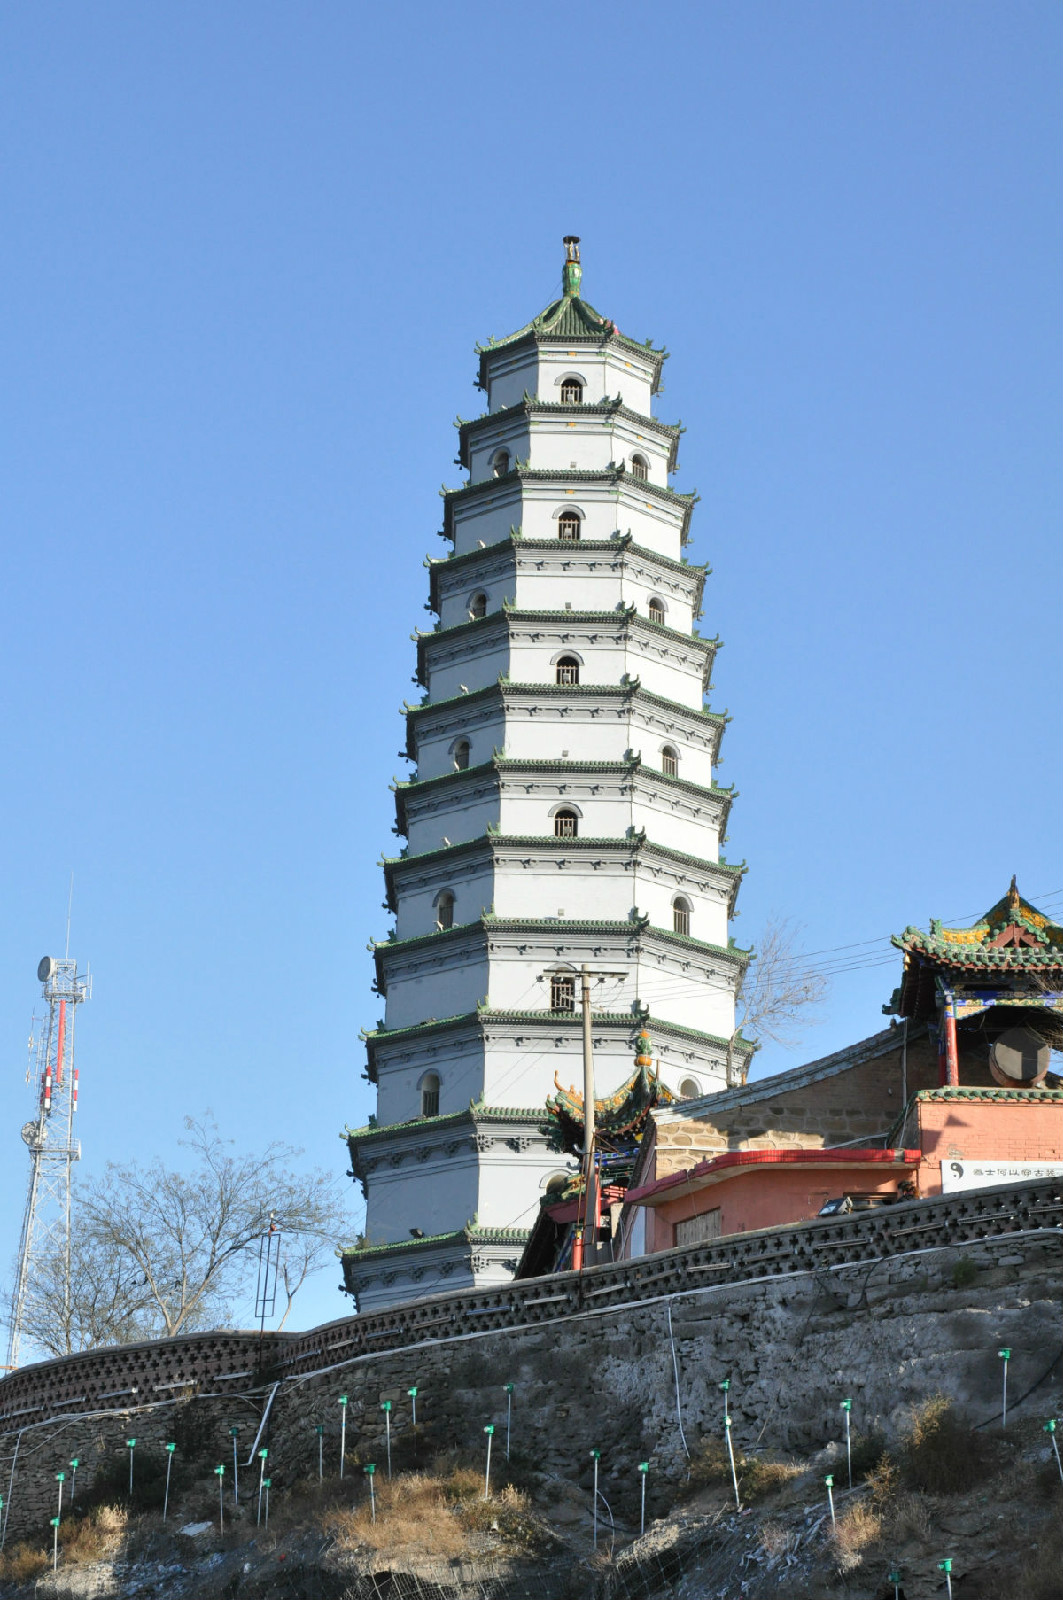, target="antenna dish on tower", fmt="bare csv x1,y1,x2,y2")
37,956,56,983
